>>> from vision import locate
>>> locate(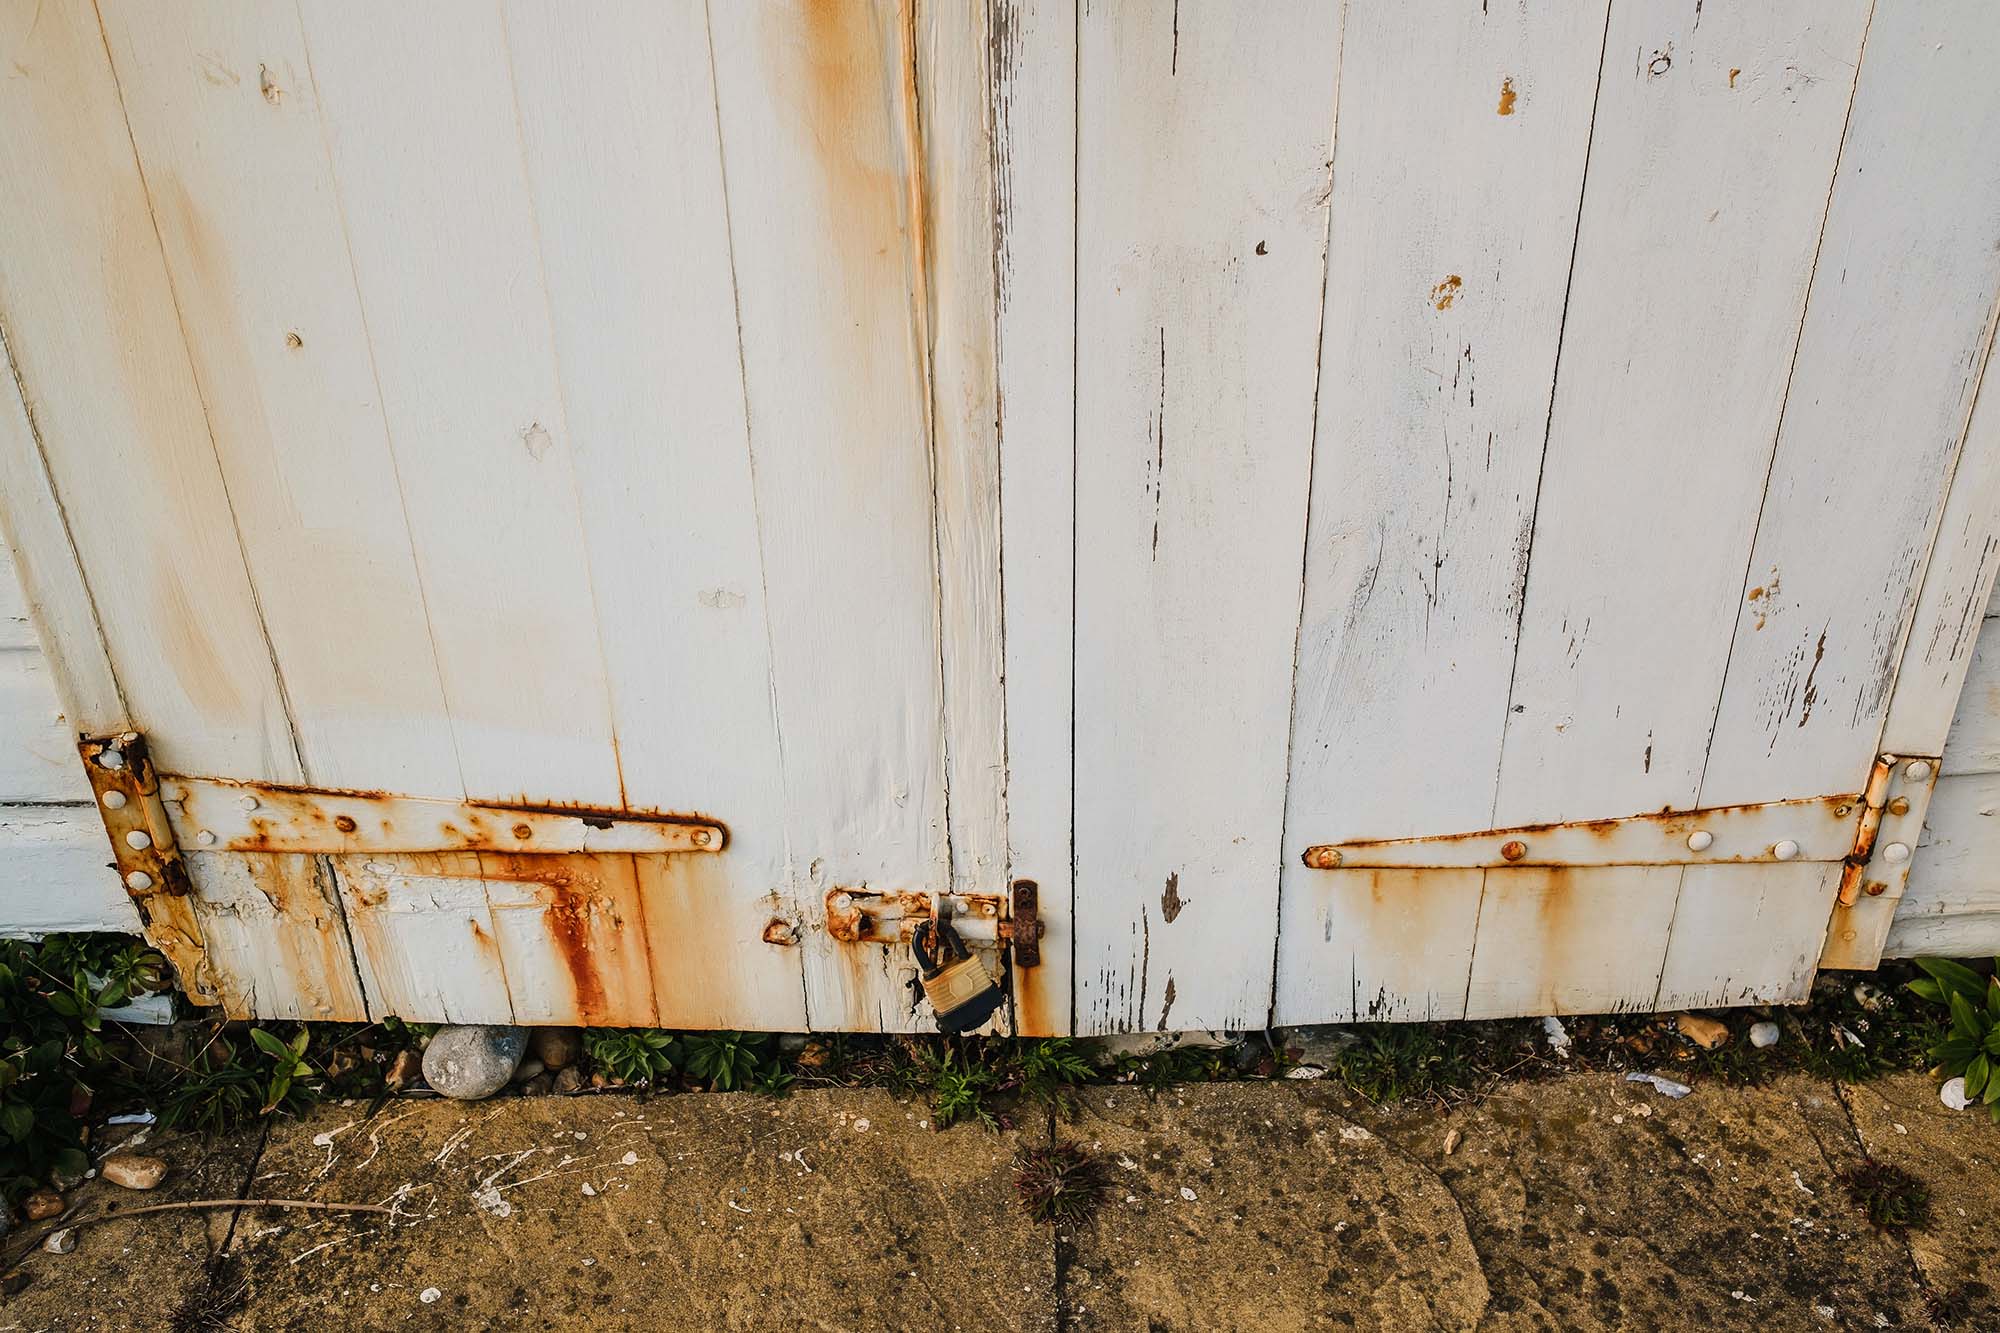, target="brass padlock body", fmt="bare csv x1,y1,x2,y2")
914,919,1004,1033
